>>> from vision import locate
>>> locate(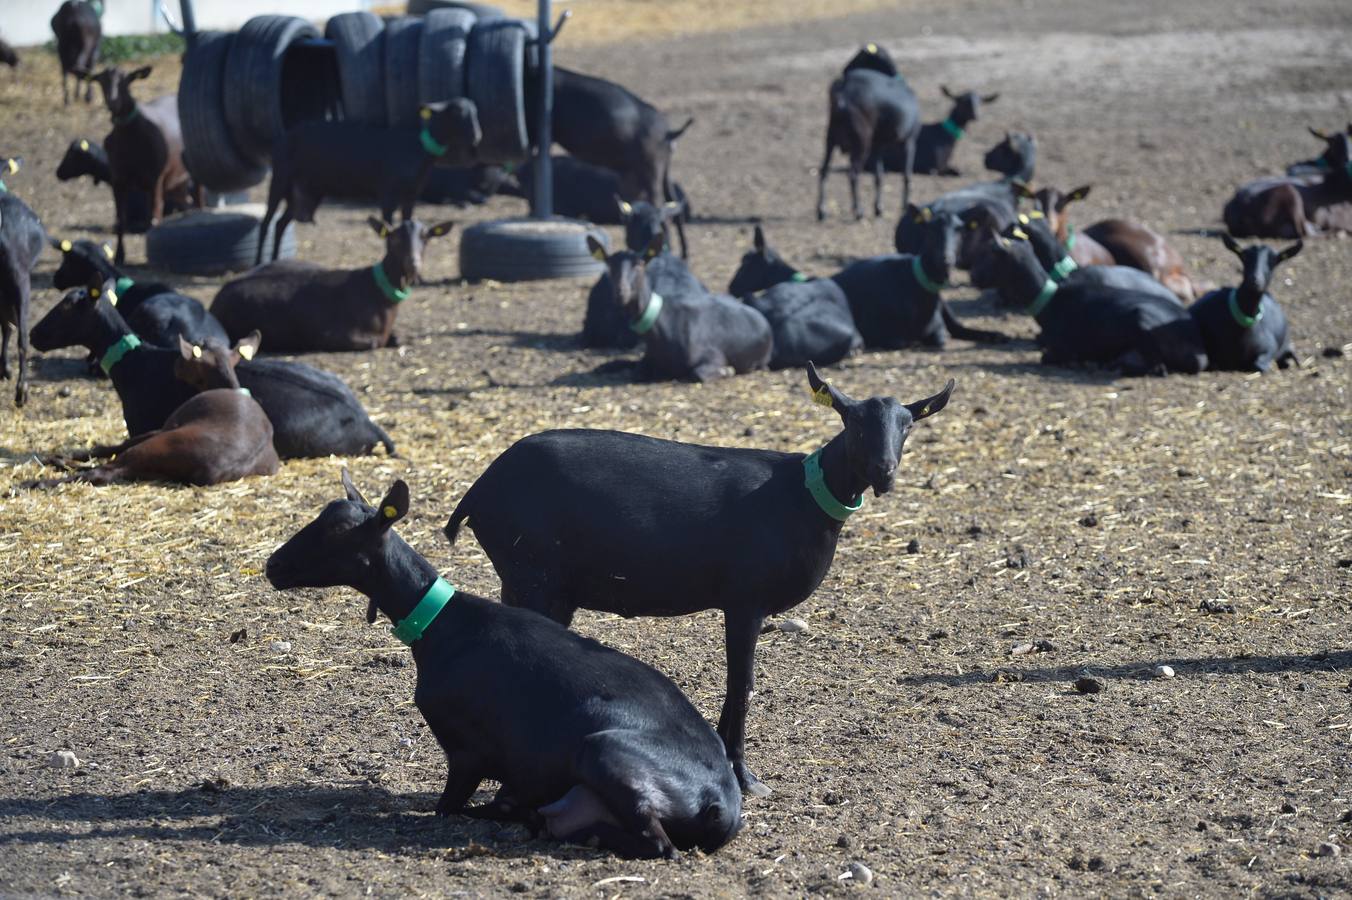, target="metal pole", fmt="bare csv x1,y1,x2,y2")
178,0,197,48
531,0,553,219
